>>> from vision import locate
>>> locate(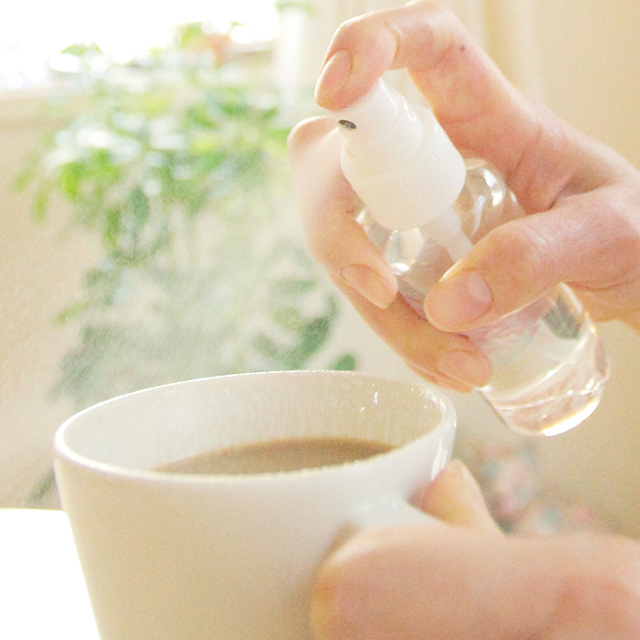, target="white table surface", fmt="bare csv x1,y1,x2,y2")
0,509,100,639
